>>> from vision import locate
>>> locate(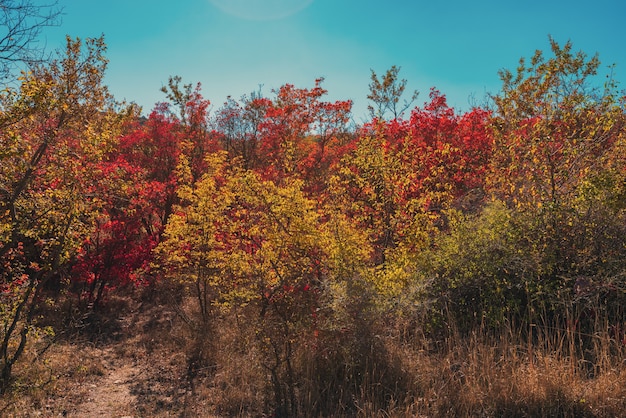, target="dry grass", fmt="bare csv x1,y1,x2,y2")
389,320,626,418
1,287,624,417
0,339,109,416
